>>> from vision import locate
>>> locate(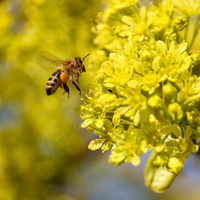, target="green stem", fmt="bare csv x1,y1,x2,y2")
133,4,140,14
136,3,141,9
189,16,200,50
120,118,135,125
160,99,173,123
191,127,200,138
184,17,190,42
